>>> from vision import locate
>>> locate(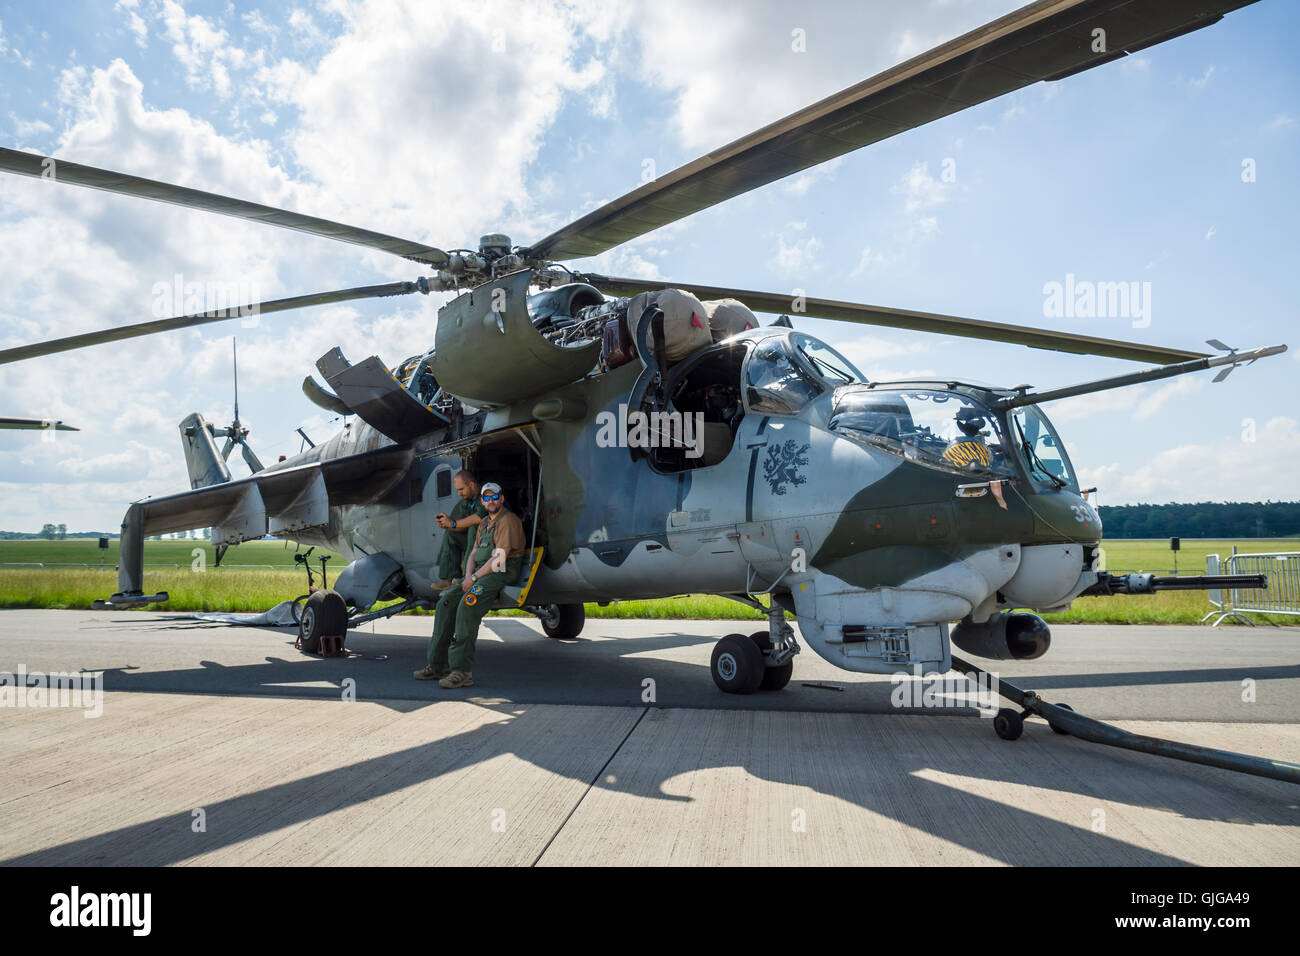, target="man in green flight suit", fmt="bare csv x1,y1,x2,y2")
431,469,487,590
418,482,527,689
